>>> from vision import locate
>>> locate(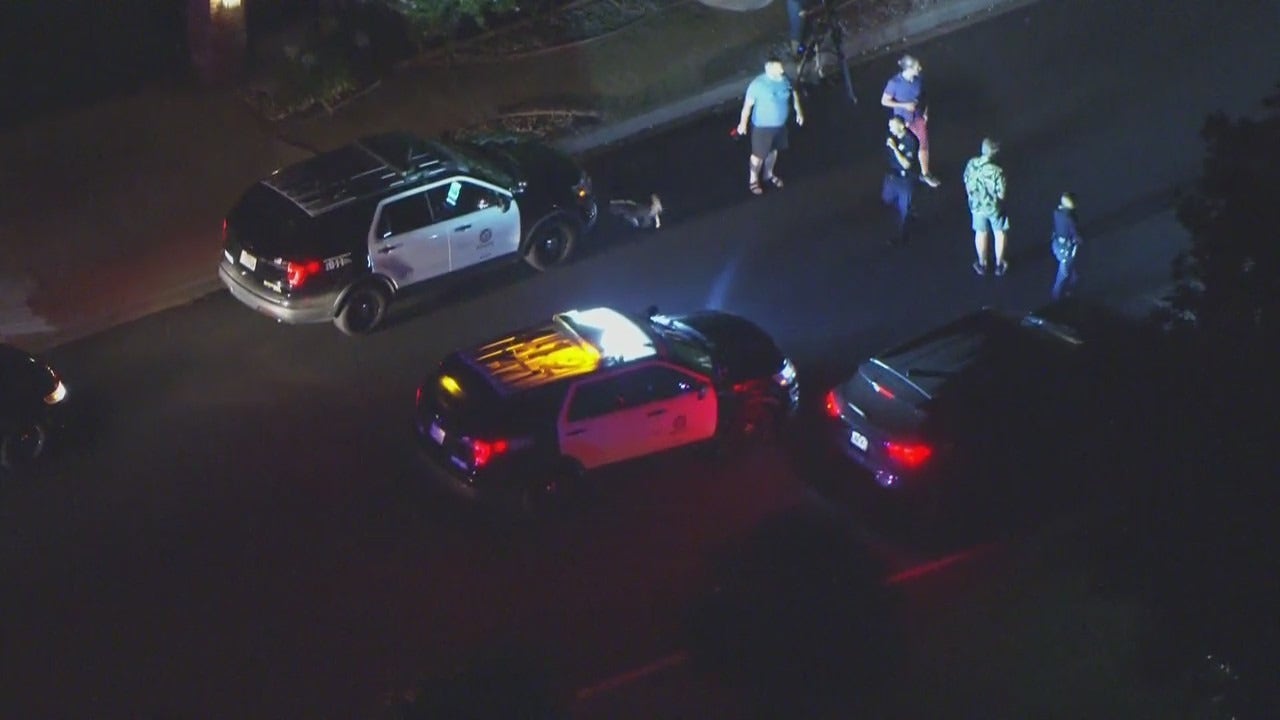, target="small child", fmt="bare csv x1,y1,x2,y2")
1050,192,1081,300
